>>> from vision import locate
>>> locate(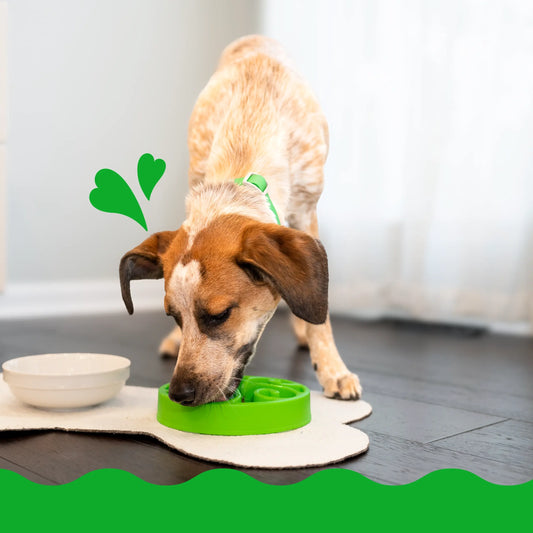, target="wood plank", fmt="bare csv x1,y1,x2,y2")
0,430,313,485
0,452,57,485
3,310,533,399
330,317,533,399
2,426,530,486
430,419,533,471
341,430,533,485
1,310,532,485
357,369,533,422
0,430,217,485
351,392,504,443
